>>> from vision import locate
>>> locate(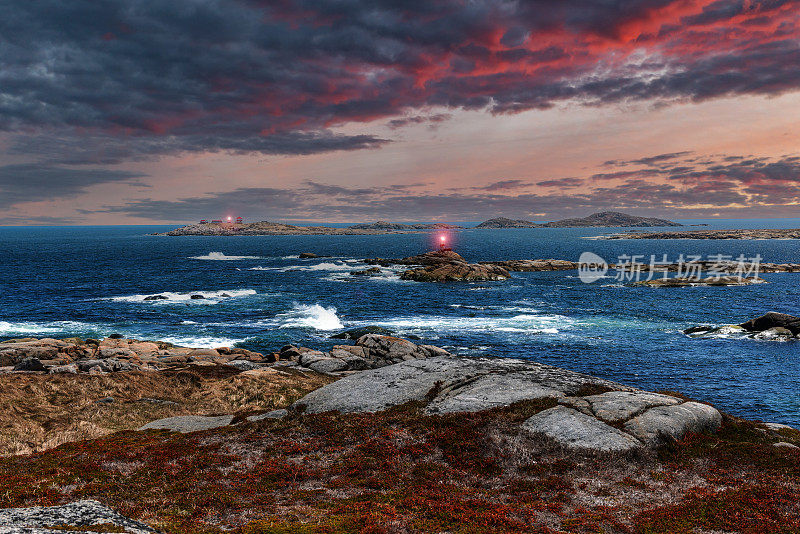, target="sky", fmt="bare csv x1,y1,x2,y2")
1,0,800,225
